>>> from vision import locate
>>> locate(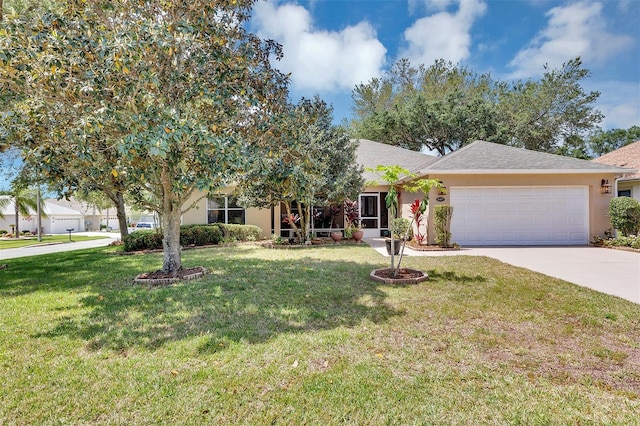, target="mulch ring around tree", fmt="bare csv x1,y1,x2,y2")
369,267,428,285
134,266,208,286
